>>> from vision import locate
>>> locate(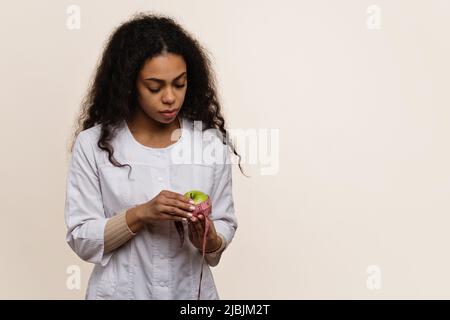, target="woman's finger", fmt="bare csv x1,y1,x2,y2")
165,198,196,213
188,223,195,242
163,190,193,204
197,215,206,235
194,217,206,243
188,221,200,246
199,215,216,241
160,205,193,220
